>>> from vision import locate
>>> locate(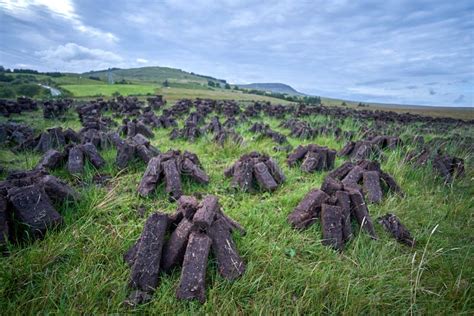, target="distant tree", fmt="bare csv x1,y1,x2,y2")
207,80,215,87
0,86,15,98
225,83,231,89
163,79,169,87
112,91,121,98
0,73,14,82
15,84,42,97
341,101,347,106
